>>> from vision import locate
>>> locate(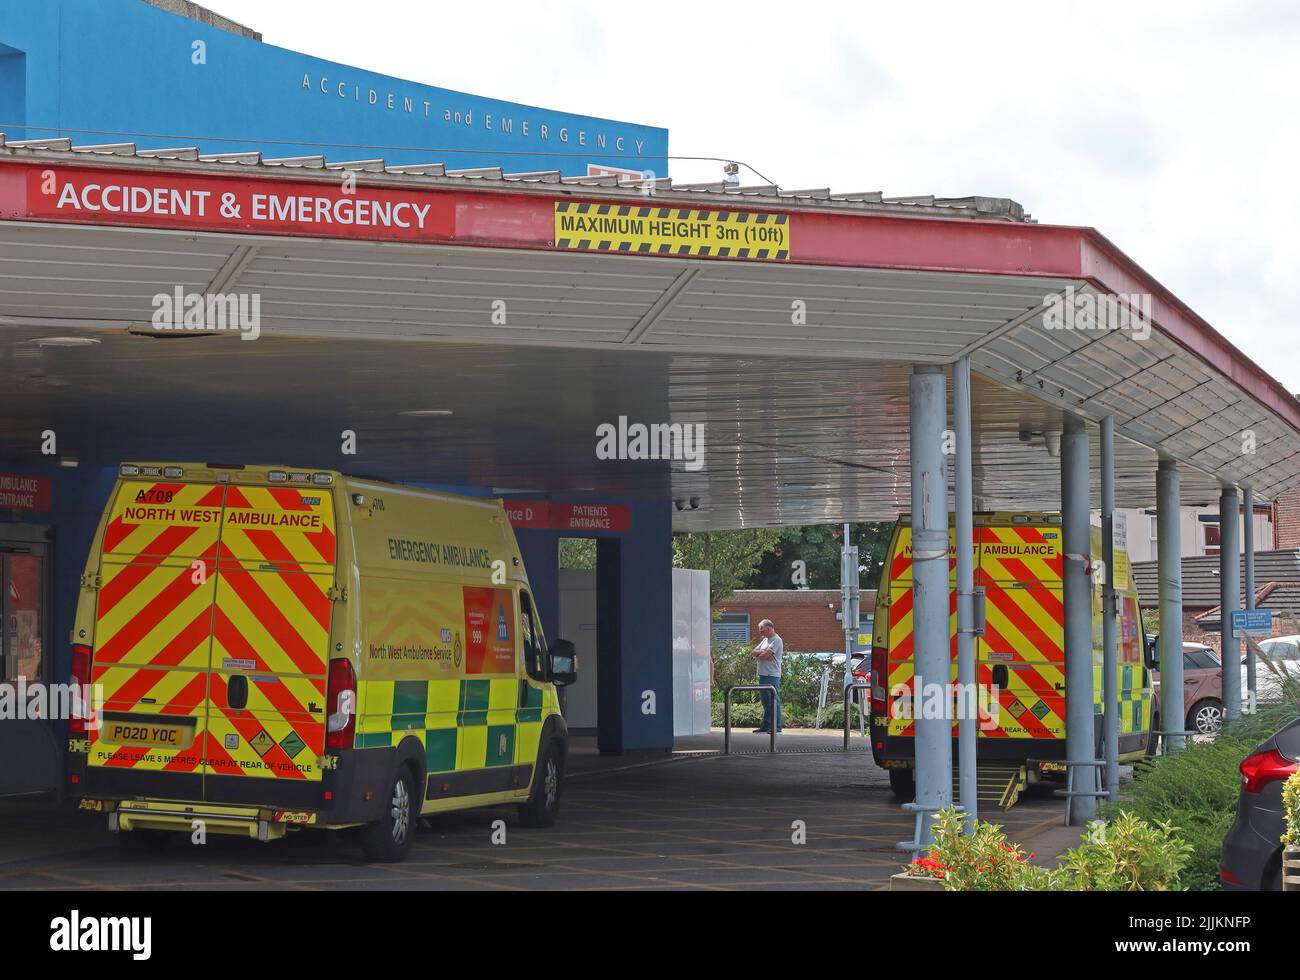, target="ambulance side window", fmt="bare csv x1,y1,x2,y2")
520,591,546,681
